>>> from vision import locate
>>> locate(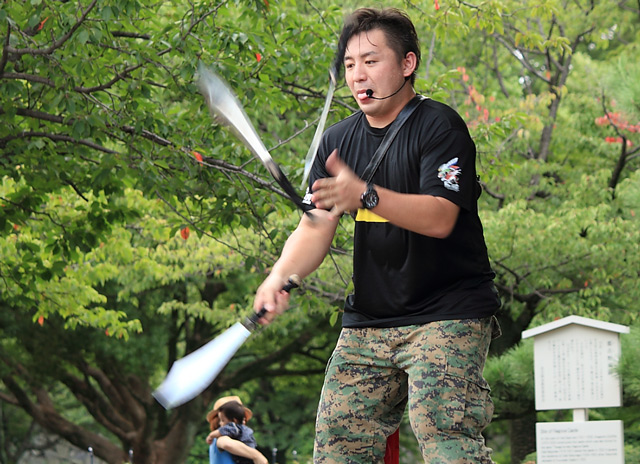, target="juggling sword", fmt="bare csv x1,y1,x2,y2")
196,63,314,216
154,65,334,409
153,275,301,409
300,67,337,189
